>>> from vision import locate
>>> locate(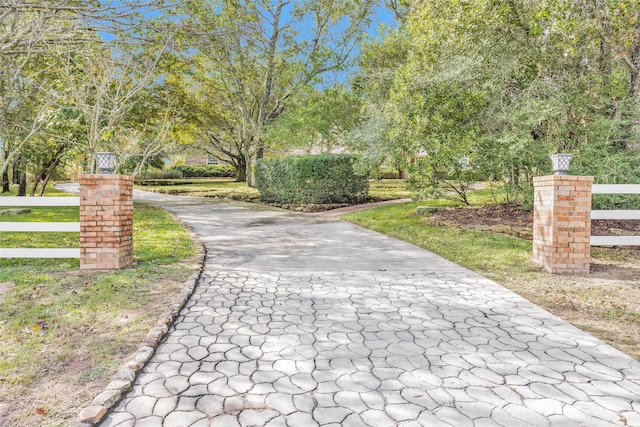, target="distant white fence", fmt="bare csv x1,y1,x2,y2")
0,197,81,258
591,184,640,247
